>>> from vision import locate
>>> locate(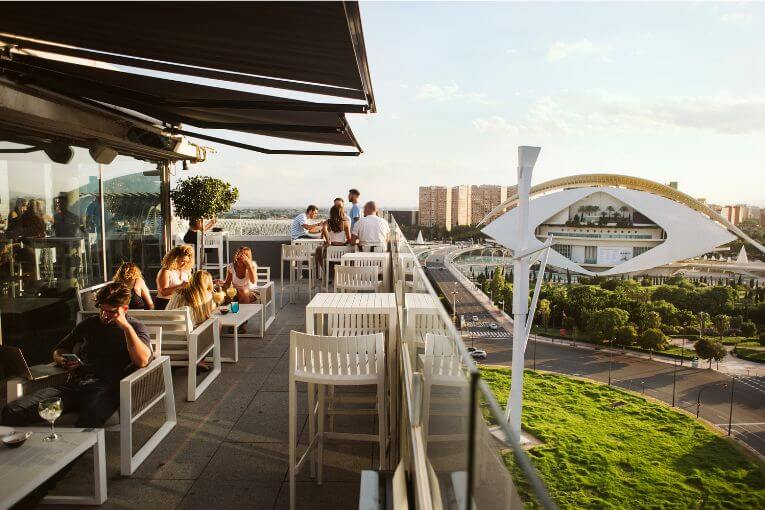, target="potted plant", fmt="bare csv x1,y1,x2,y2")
170,176,239,267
